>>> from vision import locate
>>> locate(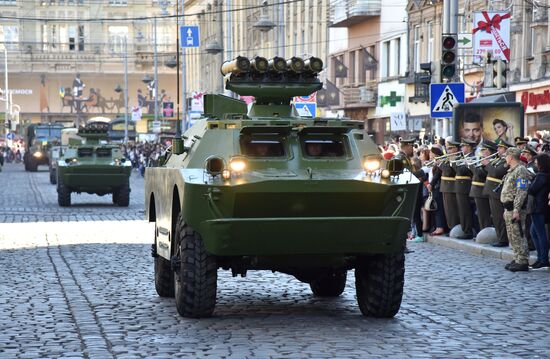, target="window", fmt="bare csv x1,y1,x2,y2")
413,25,420,72
349,51,356,83
302,138,346,158
241,139,285,157
0,25,19,50
381,41,390,78
0,0,16,5
108,26,128,53
531,7,537,57
396,37,401,76
109,0,127,5
427,21,434,62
